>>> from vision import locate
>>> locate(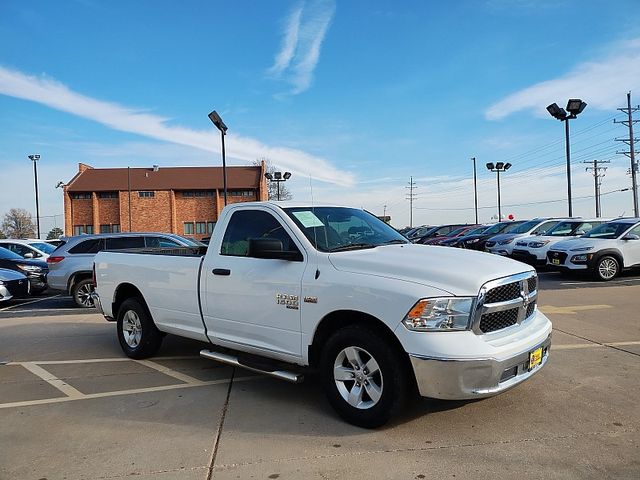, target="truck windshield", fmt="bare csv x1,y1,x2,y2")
284,207,409,252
